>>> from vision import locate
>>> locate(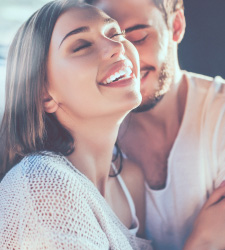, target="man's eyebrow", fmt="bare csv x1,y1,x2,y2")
125,24,151,33
59,26,90,48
